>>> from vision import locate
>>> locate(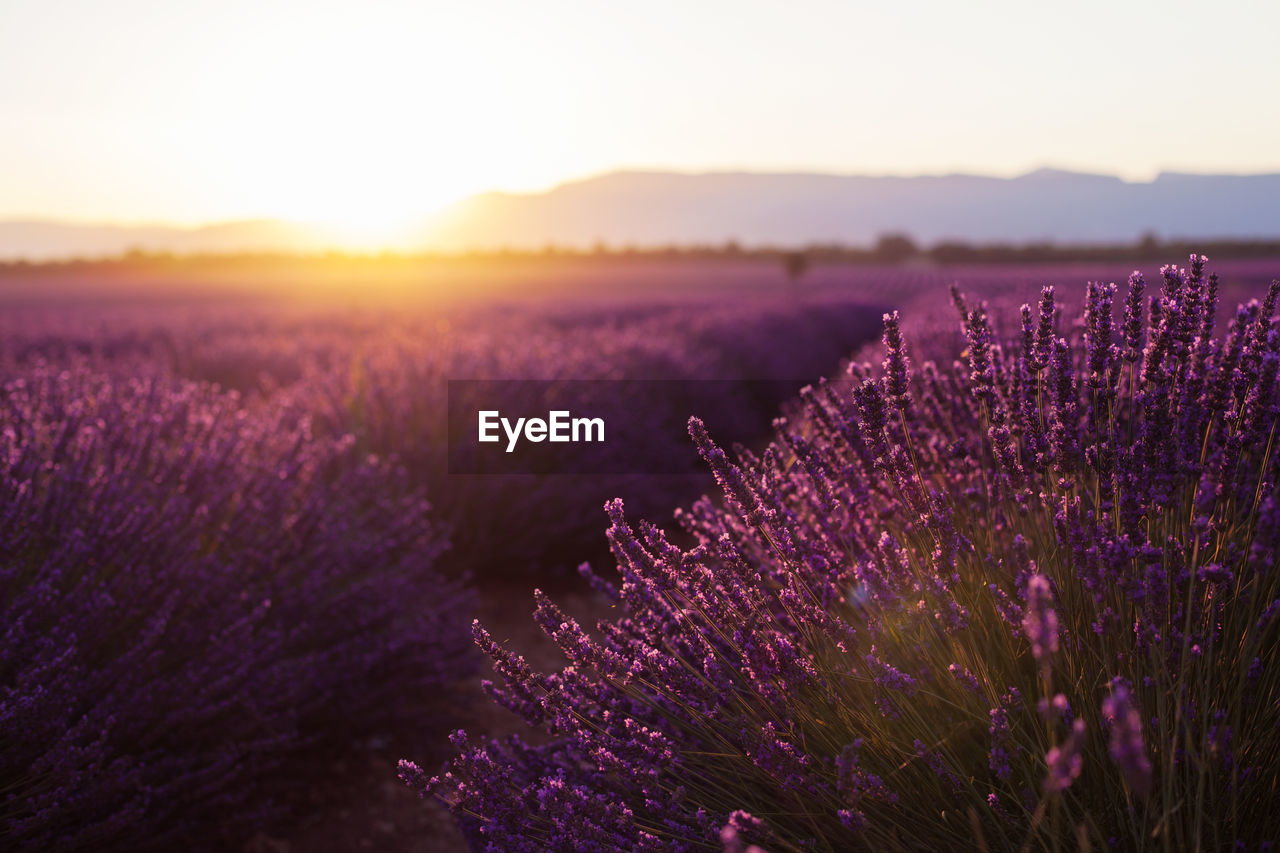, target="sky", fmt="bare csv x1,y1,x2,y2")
2,0,1279,240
